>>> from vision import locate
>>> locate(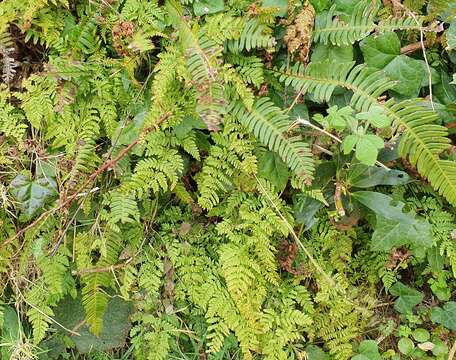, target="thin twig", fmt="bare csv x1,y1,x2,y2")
400,36,441,55
1,112,171,249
